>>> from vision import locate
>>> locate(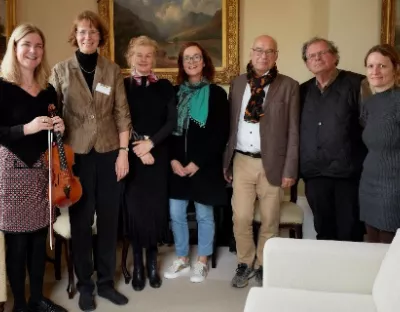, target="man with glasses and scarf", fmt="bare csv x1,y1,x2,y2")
224,35,300,288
